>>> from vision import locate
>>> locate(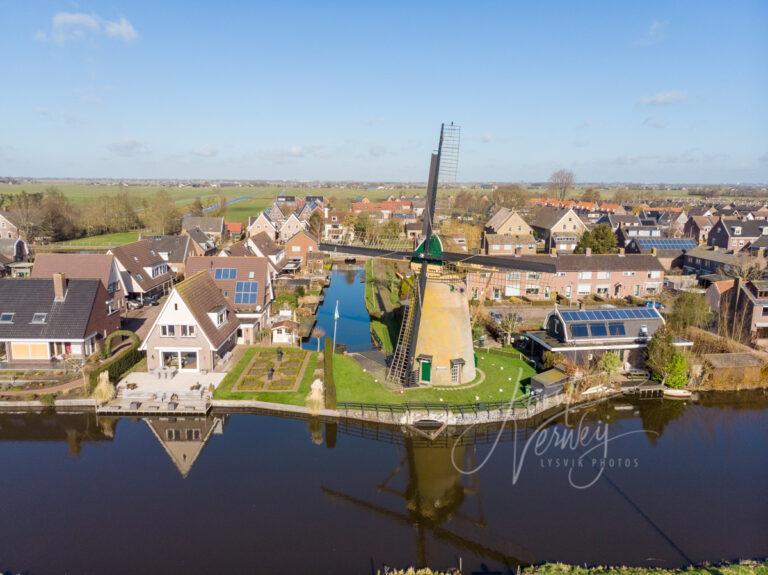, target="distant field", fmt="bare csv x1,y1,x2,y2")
0,182,421,209
51,230,142,247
